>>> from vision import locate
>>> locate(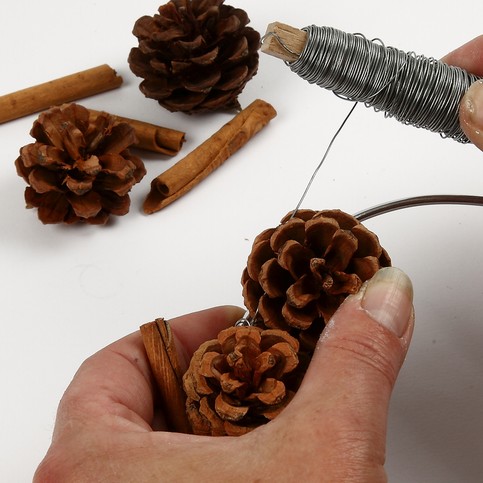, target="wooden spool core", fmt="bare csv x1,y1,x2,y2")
261,22,308,62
